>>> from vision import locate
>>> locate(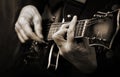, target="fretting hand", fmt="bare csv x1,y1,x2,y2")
52,16,97,73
